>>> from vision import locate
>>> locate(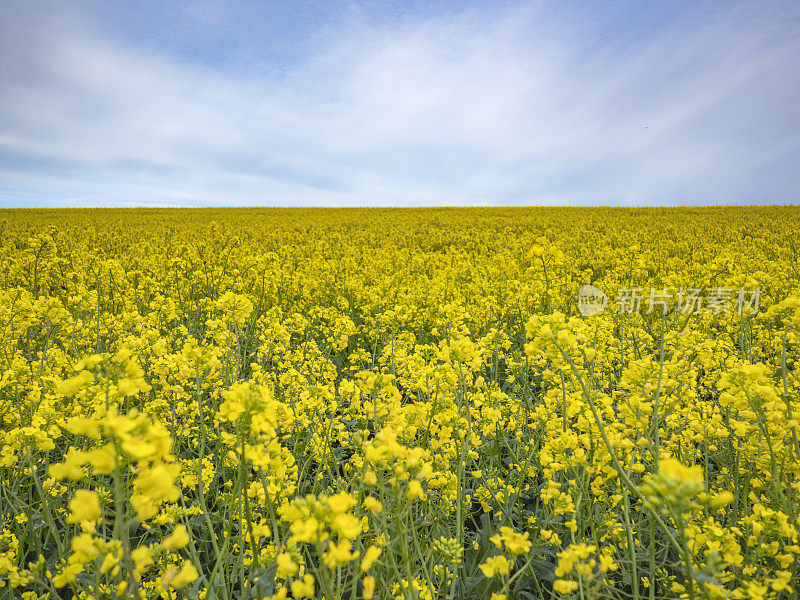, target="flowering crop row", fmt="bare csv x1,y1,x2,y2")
0,207,799,600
